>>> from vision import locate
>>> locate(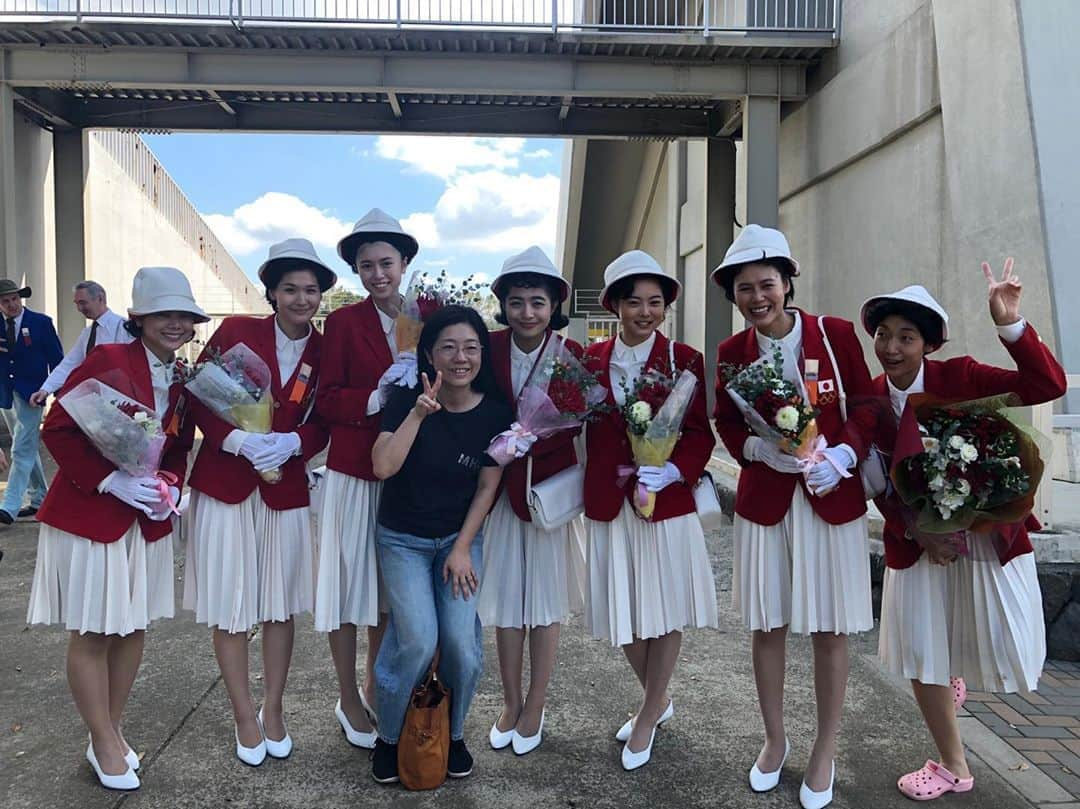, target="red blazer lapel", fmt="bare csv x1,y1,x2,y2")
645,331,672,375
255,315,283,397
359,297,395,368
593,338,617,408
